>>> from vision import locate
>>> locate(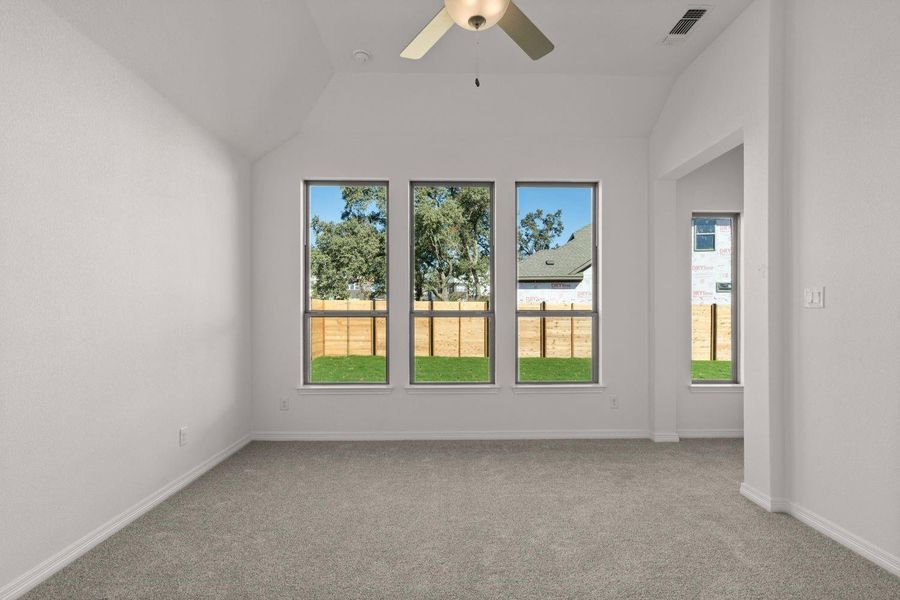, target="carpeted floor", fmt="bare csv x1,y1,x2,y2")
25,439,900,599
